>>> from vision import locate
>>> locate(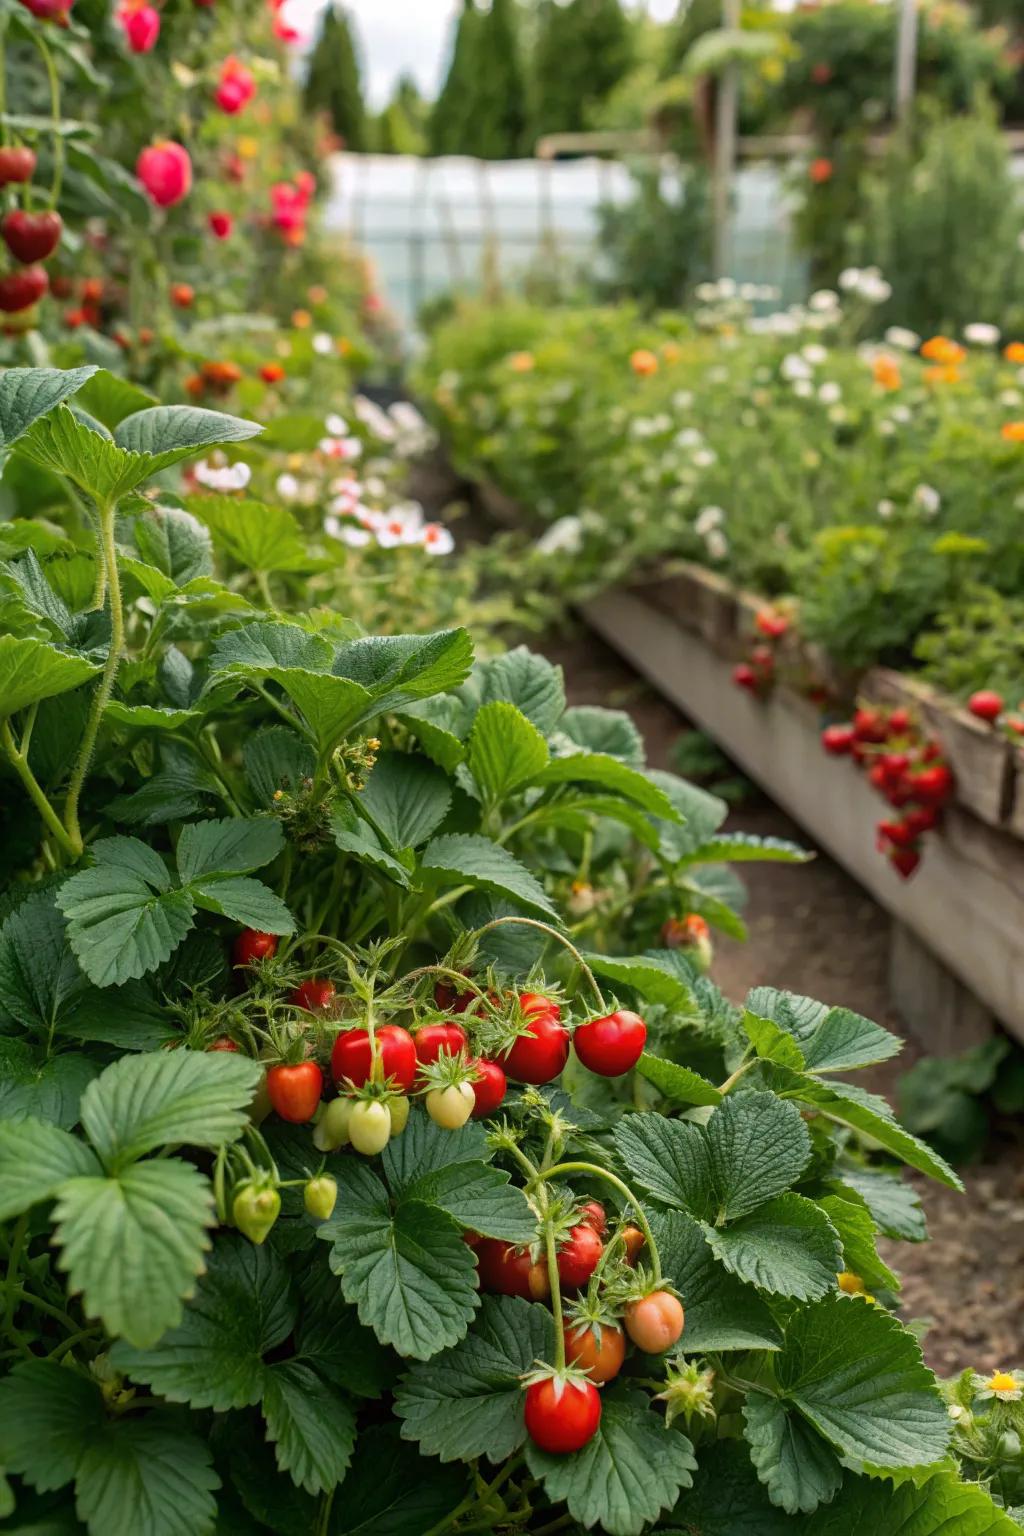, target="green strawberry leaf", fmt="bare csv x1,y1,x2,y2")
817,1192,901,1292
703,1192,842,1300
649,1210,783,1352
743,1391,843,1515
262,1360,356,1495
404,1161,538,1244
359,752,452,850
327,1424,468,1535
0,633,100,720
0,1038,97,1129
467,700,550,805
775,1292,950,1469
420,833,561,922
395,1296,554,1463
53,1159,215,1348
0,1114,101,1221
0,365,97,448
804,1467,1022,1534
634,1053,723,1108
585,952,698,1012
